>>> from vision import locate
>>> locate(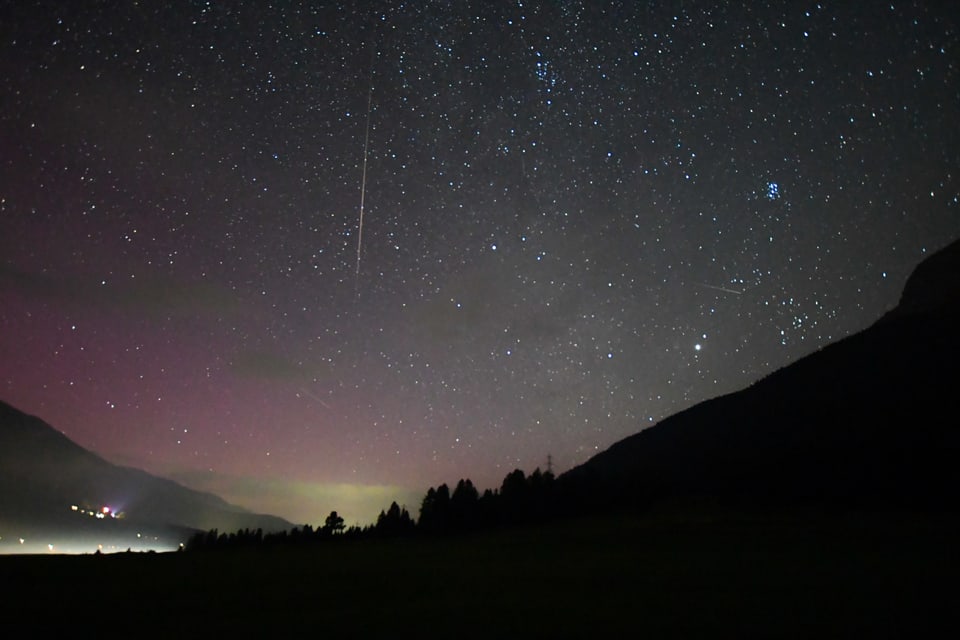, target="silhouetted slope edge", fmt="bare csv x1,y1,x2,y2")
560,238,960,512
0,400,291,539
890,237,960,319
